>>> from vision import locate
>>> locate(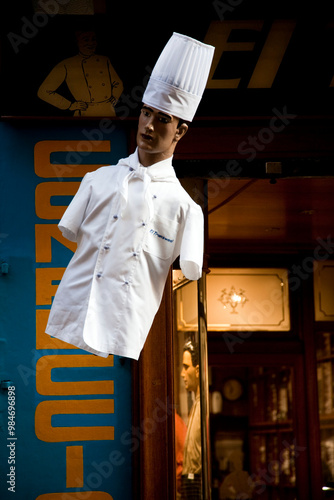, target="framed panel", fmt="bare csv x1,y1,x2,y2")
176,268,290,332
314,261,334,321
